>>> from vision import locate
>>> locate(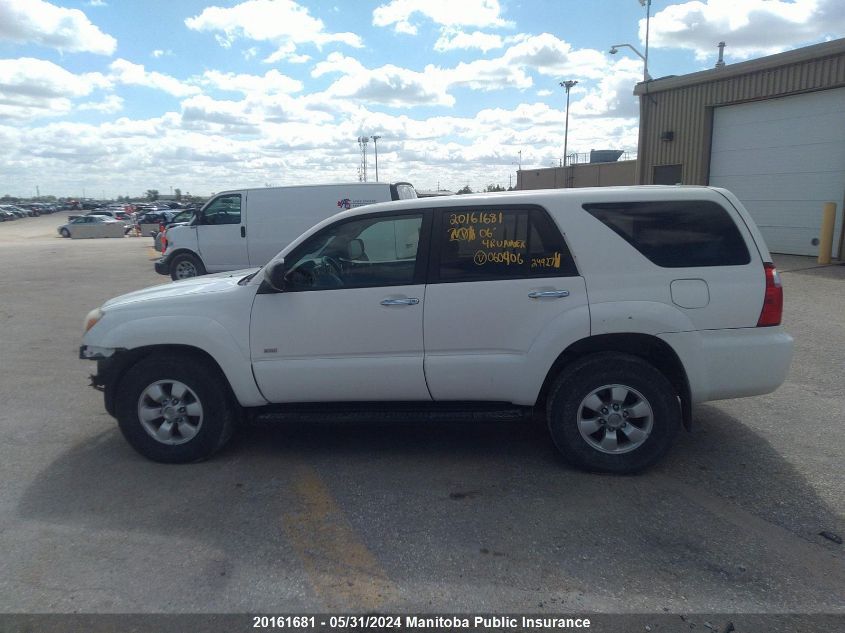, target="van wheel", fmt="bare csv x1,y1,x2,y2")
170,253,205,280
546,353,680,474
115,355,237,463
60,228,70,238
